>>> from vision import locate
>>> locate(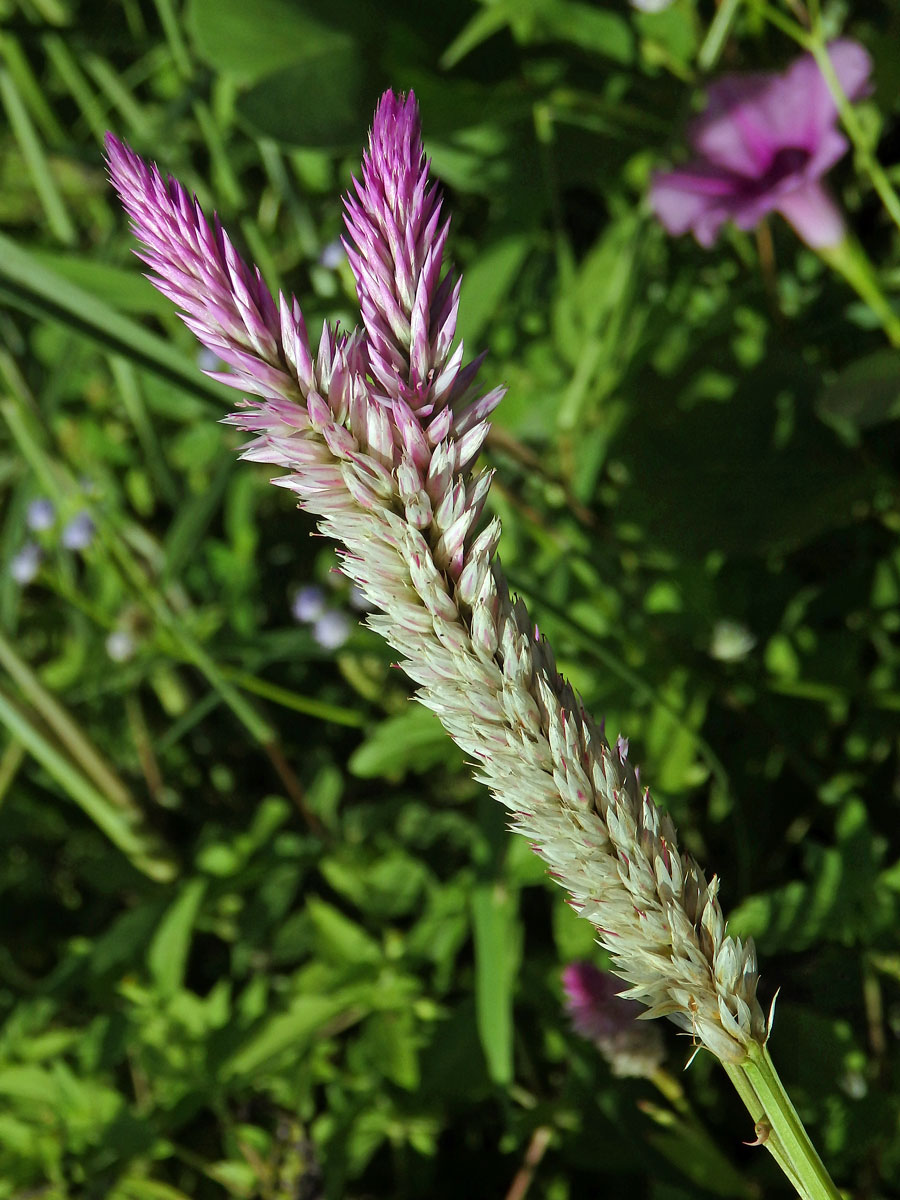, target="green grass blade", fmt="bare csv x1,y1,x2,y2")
0,66,76,245
472,881,520,1087
42,33,109,145
0,683,177,881
0,629,152,819
0,32,66,144
0,231,228,406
